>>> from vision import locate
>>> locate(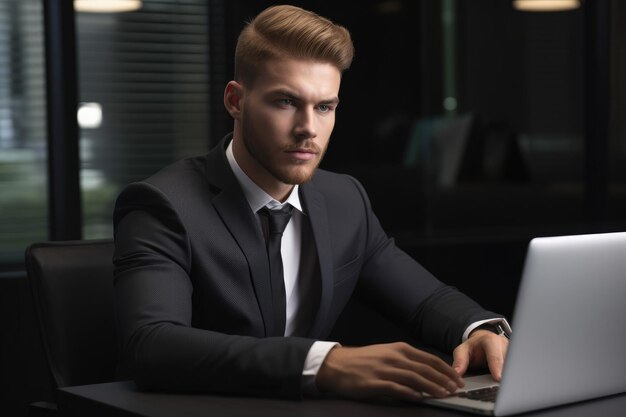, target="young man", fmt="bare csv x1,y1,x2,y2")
113,5,509,402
